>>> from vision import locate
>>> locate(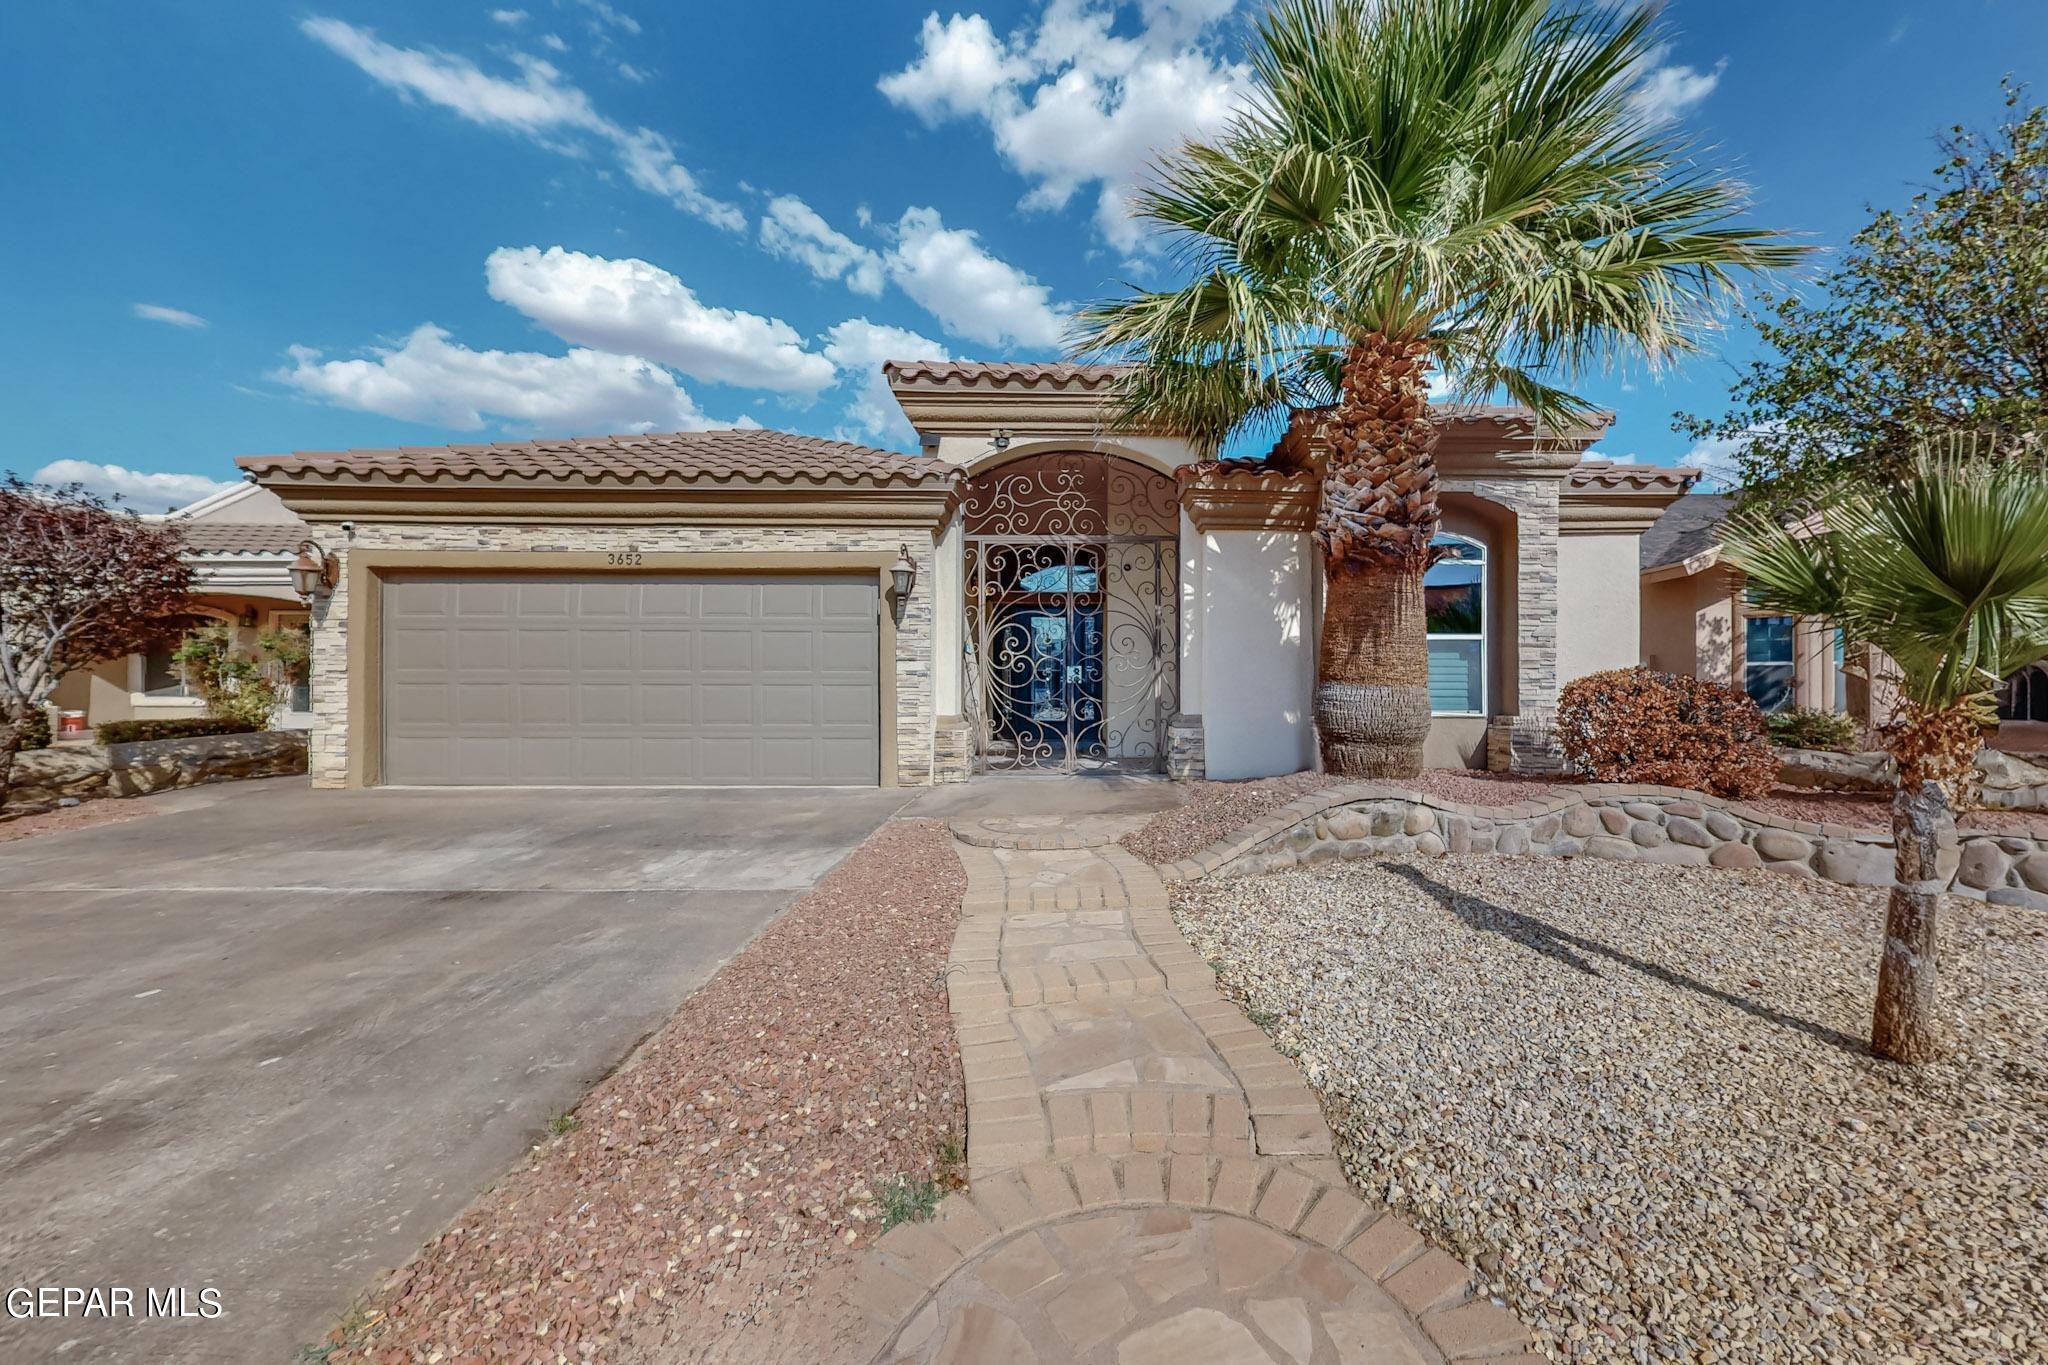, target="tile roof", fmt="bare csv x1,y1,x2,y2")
1568,460,1698,492
236,428,962,488
1641,491,1741,570
174,522,309,555
884,360,1130,390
